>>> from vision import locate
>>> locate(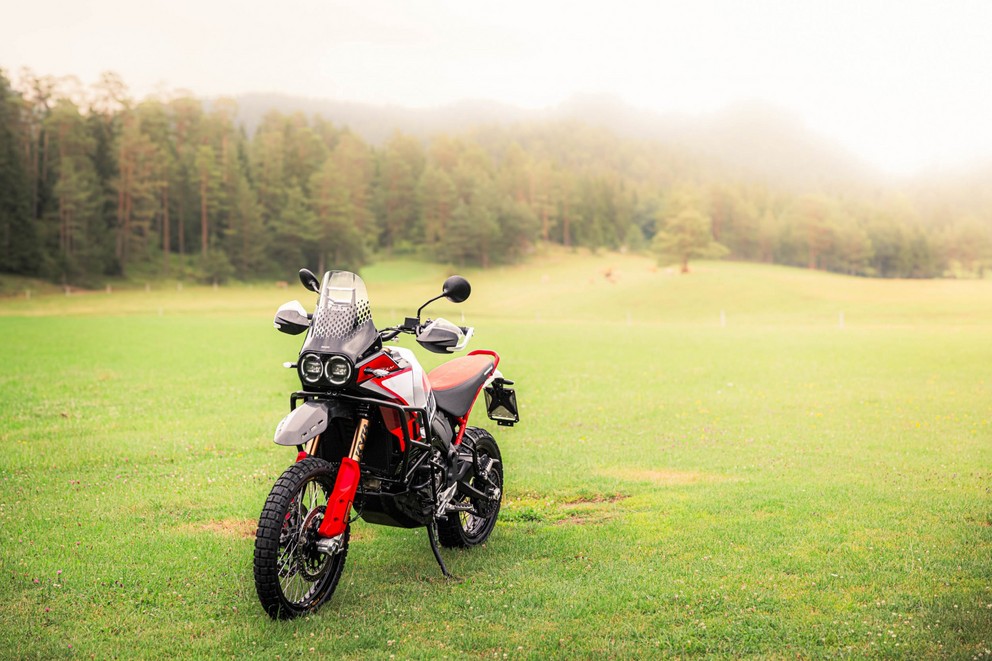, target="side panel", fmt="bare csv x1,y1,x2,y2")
379,406,408,451
358,347,434,443
379,346,432,411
